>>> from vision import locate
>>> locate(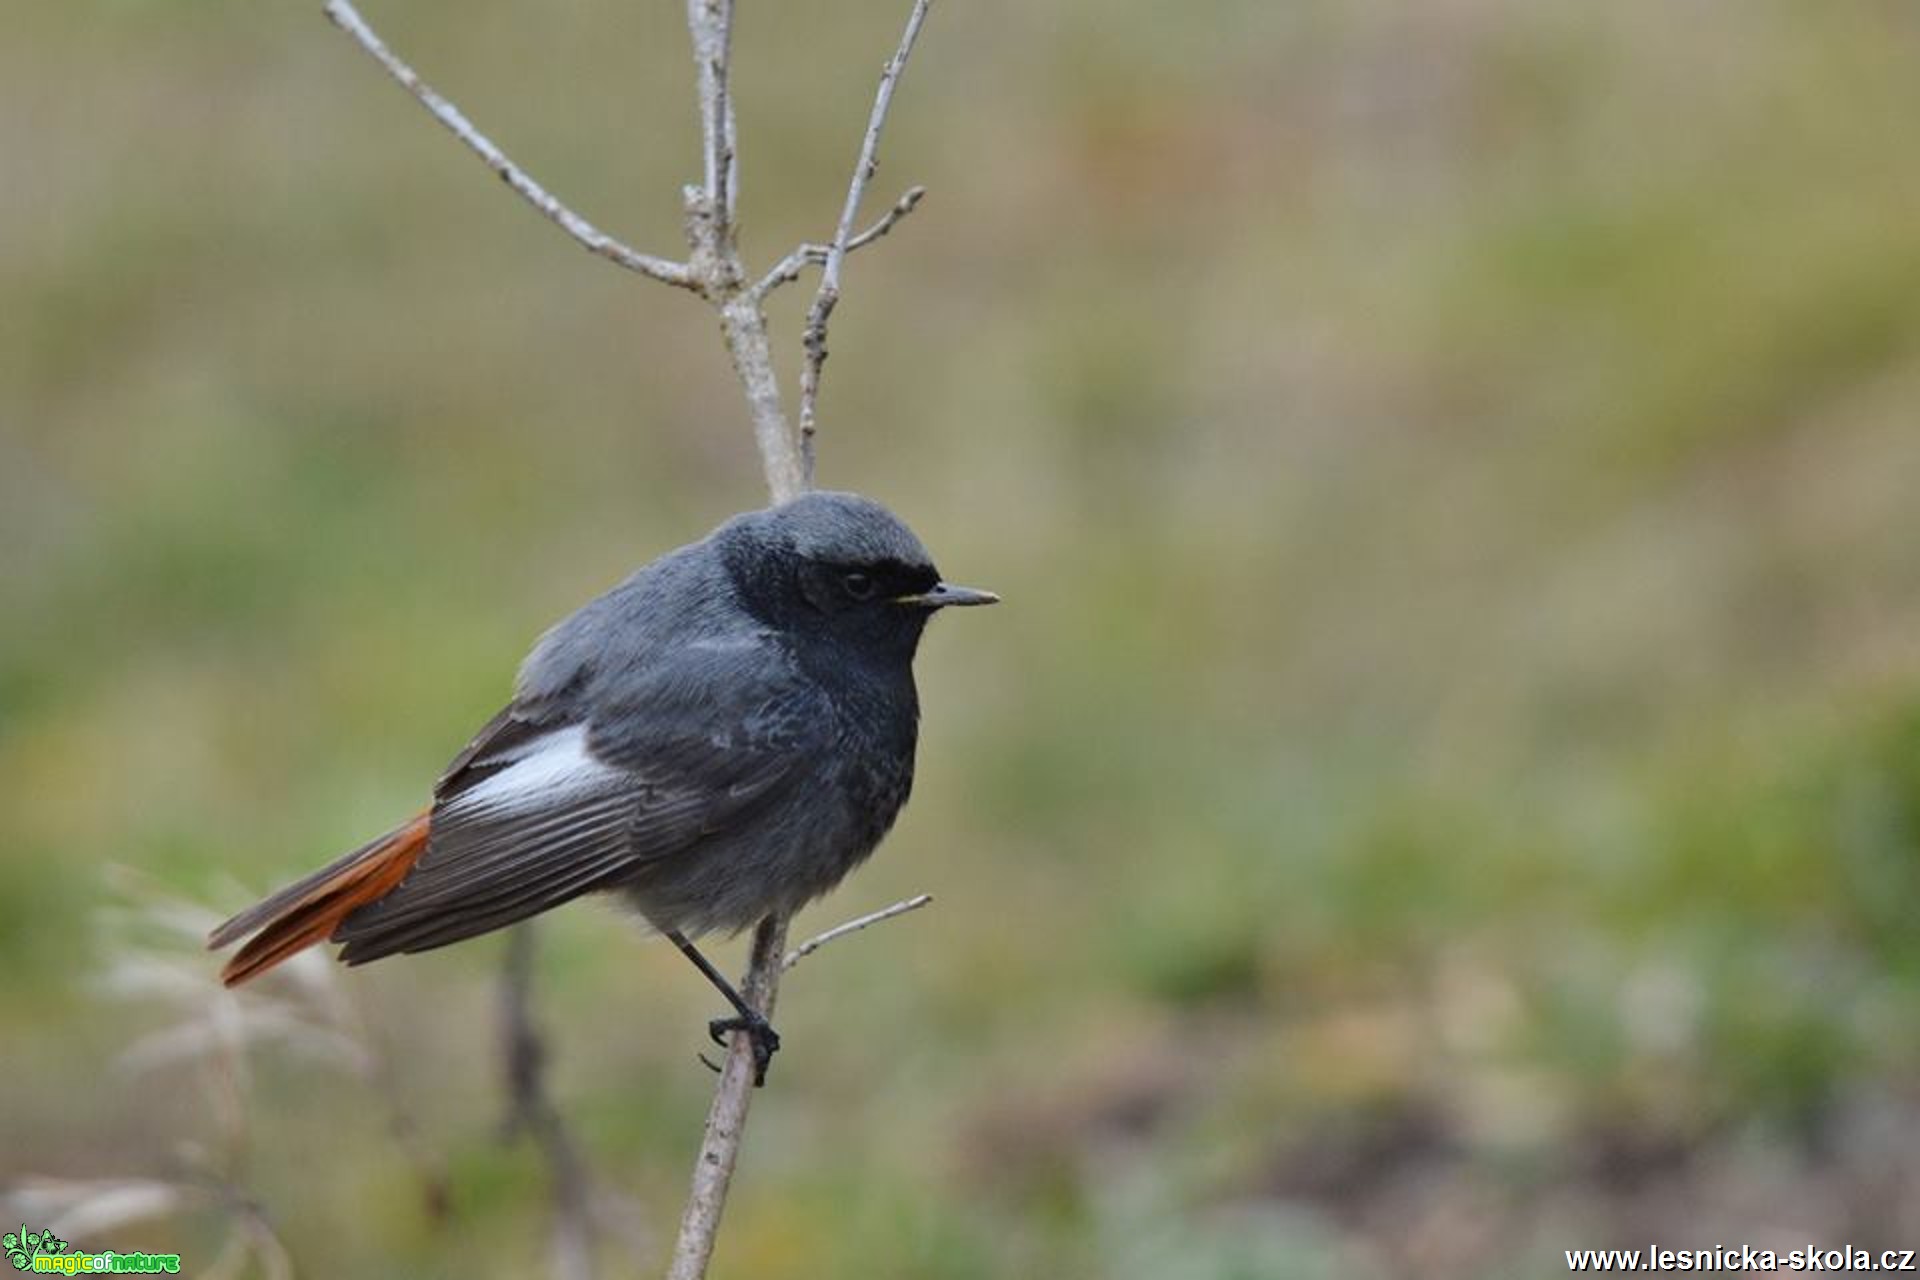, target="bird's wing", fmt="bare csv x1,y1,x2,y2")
333,638,826,961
